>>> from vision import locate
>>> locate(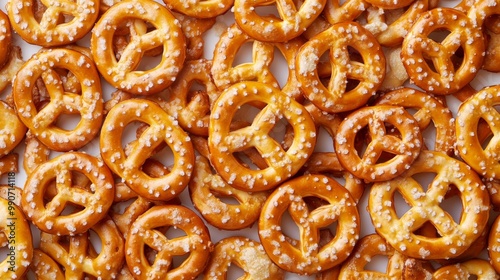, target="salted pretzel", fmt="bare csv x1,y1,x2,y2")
125,205,213,279
368,150,490,260
335,105,422,182
40,217,125,279
27,249,65,280
101,99,195,201
375,88,456,155
0,46,24,94
163,0,233,18
0,10,12,68
432,259,499,279
338,234,406,279
91,0,186,95
13,48,103,152
323,0,368,25
401,8,485,95
296,21,385,113
489,215,500,274
484,28,500,72
0,197,33,279
0,101,25,157
6,0,99,47
208,81,316,191
456,85,500,181
379,47,409,91
21,152,115,236
172,12,216,60
204,236,285,279
259,174,360,274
